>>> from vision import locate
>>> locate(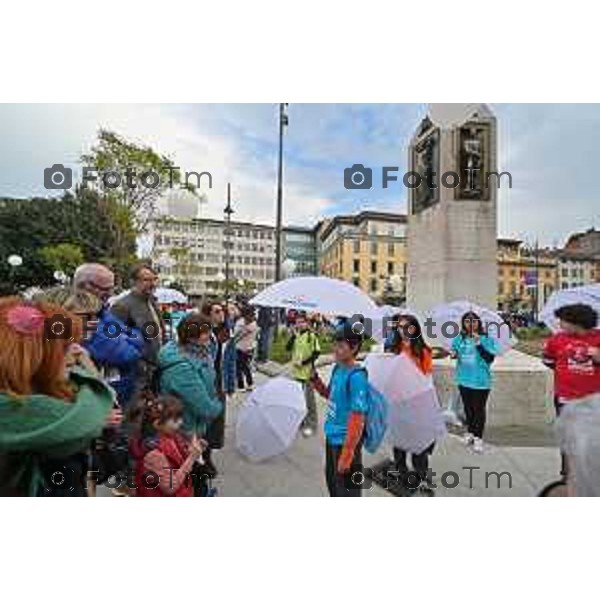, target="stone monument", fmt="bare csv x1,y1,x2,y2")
407,103,498,315
405,104,554,436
